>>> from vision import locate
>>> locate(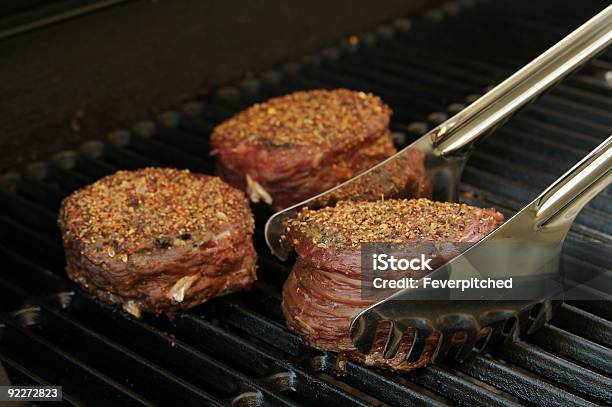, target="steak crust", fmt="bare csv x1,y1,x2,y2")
212,89,430,210
58,168,257,317
281,199,504,371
